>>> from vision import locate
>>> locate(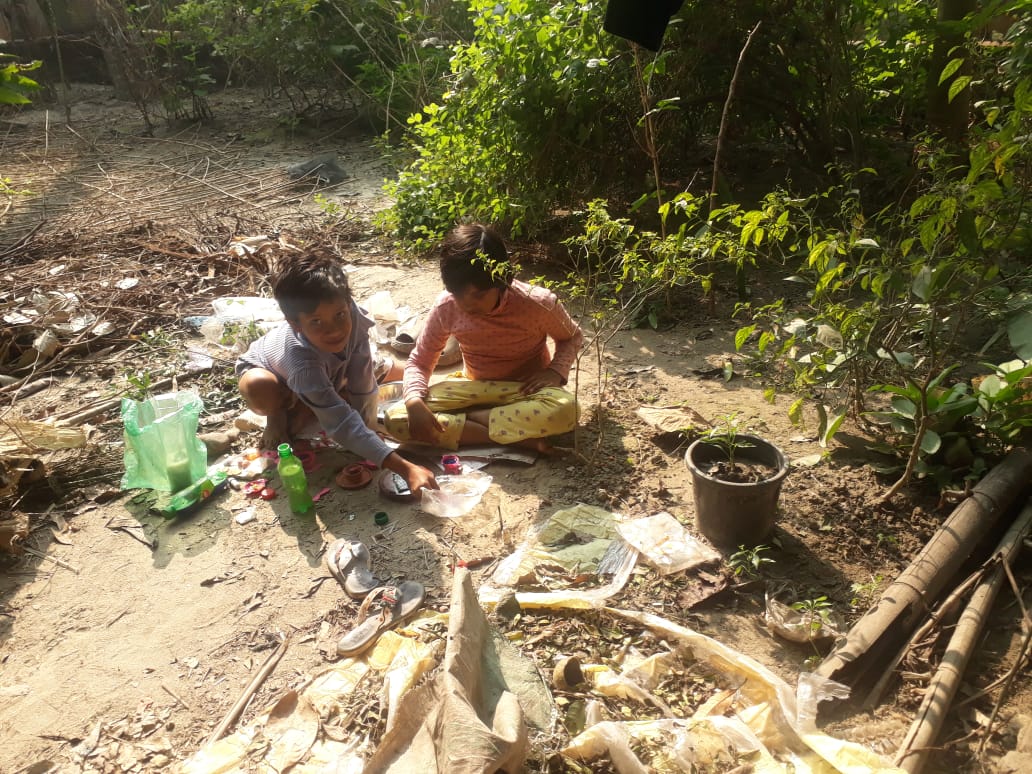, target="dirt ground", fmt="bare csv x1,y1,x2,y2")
2,86,1031,773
